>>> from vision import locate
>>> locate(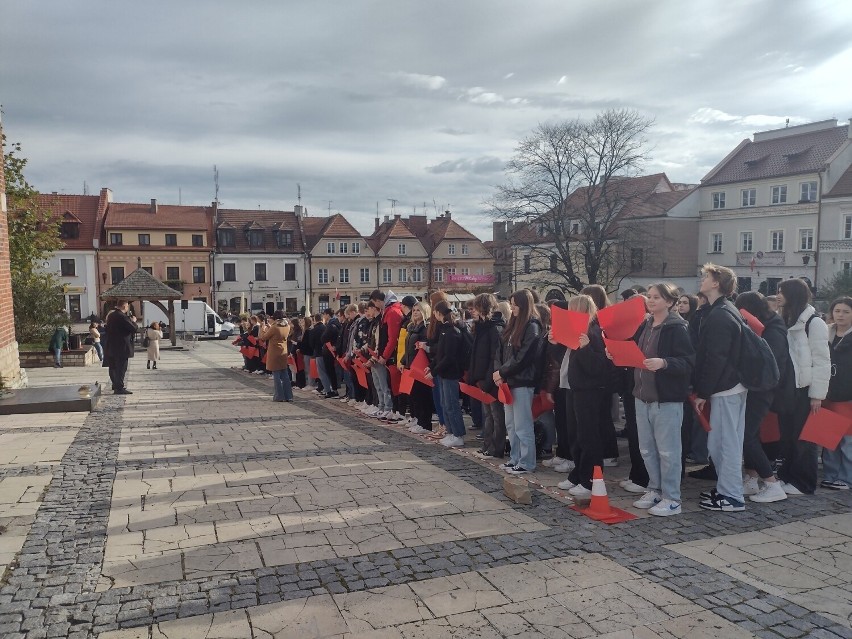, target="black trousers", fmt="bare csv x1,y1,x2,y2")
409,380,434,429
554,388,572,460
623,393,649,486
744,390,774,479
778,387,818,494
567,388,606,489
599,391,619,459
482,399,506,457
109,357,129,391
322,352,338,389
